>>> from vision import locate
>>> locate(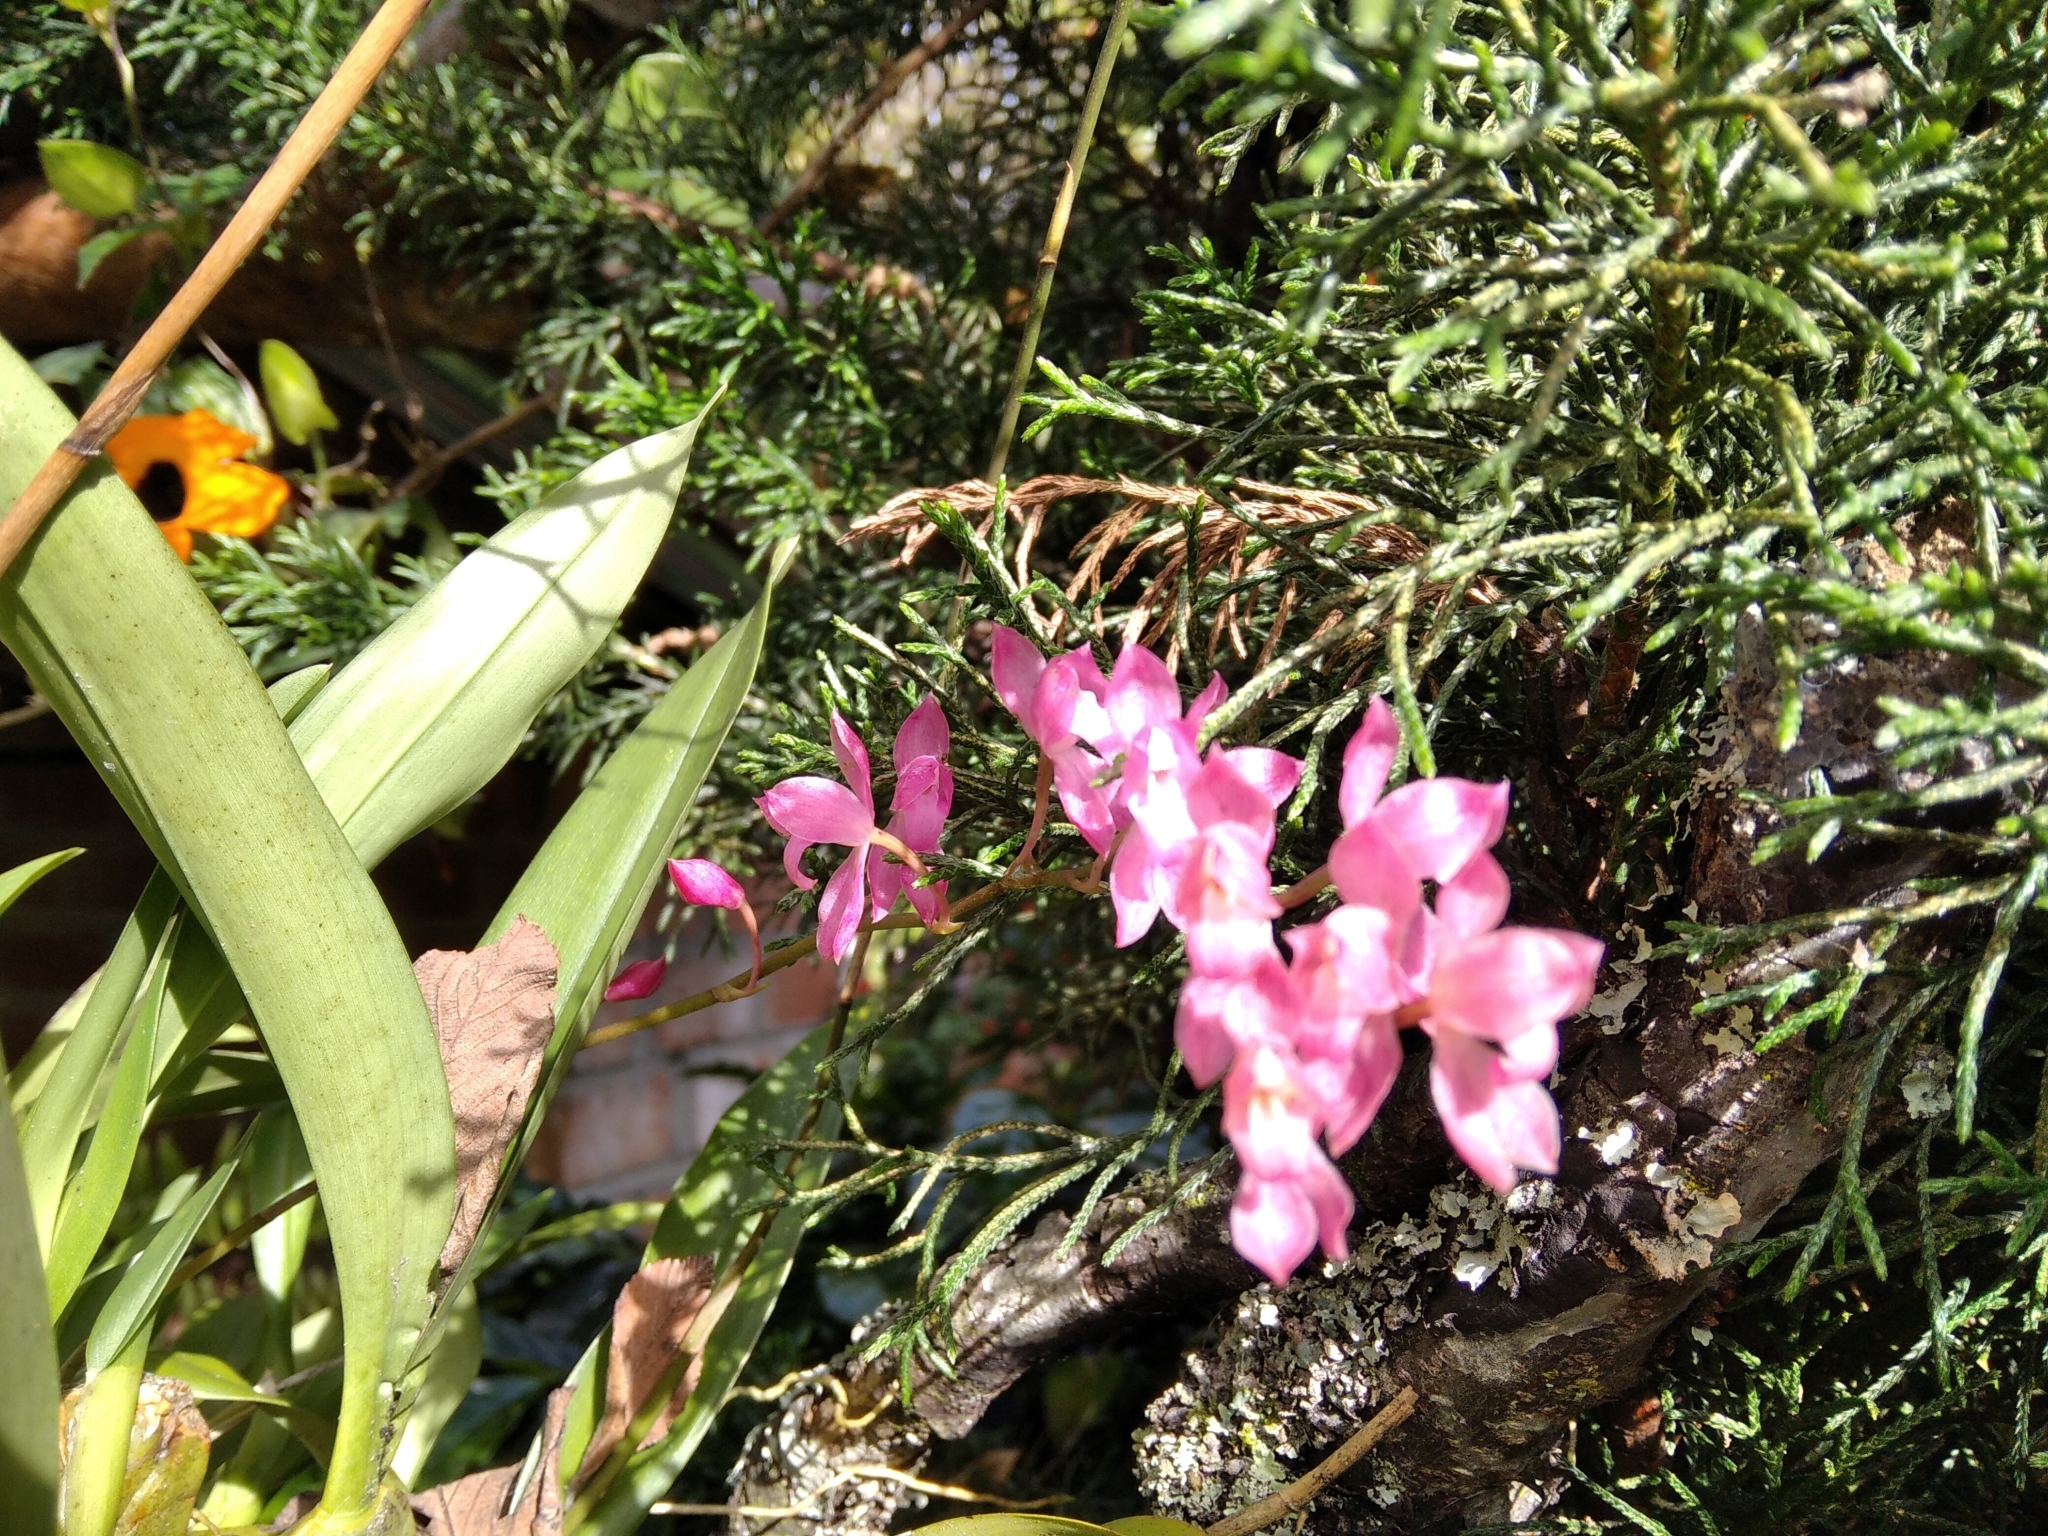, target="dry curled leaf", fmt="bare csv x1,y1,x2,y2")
413,1385,572,1535
577,1254,718,1480
416,915,560,1272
